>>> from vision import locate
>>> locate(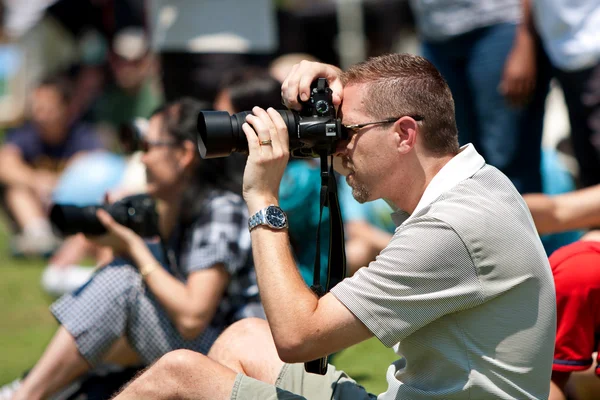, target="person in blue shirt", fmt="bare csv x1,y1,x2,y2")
0,75,104,257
